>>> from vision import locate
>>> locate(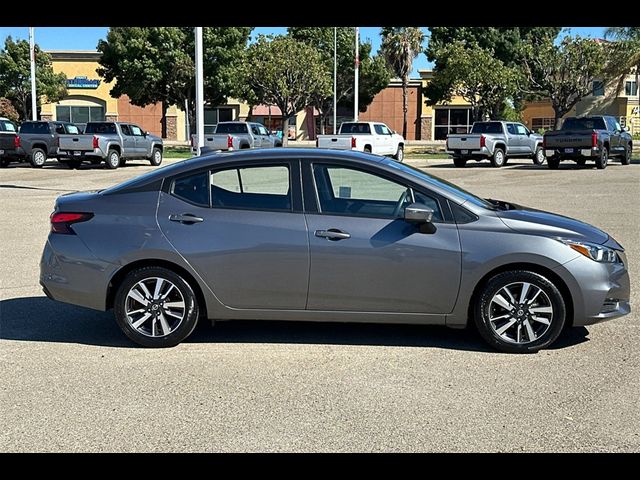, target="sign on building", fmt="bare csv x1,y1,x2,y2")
67,76,101,89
